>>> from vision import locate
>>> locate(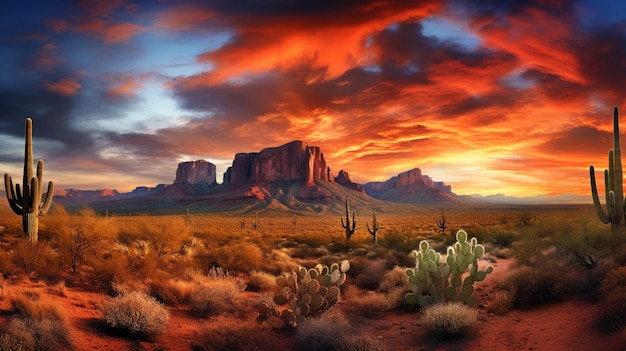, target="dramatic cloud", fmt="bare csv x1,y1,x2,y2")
0,0,625,198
